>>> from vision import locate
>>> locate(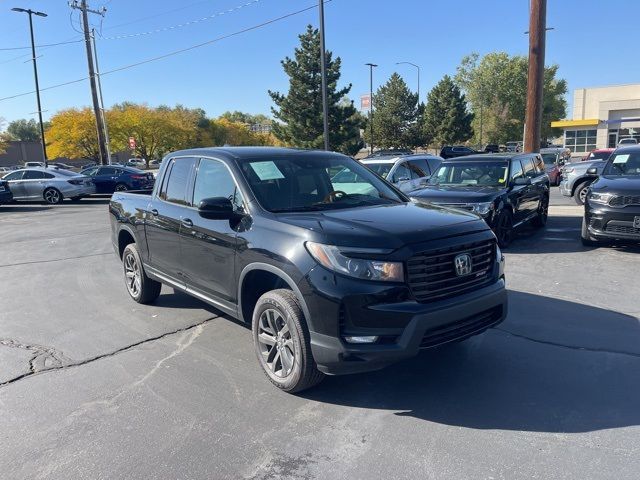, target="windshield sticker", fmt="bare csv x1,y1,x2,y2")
250,161,285,181
612,154,629,164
